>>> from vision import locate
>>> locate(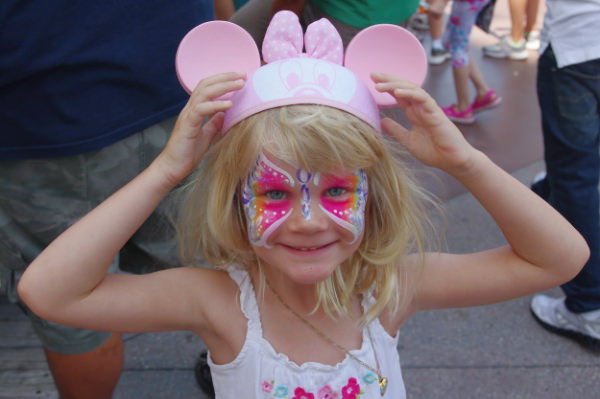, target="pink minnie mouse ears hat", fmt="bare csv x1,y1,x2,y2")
175,10,427,132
